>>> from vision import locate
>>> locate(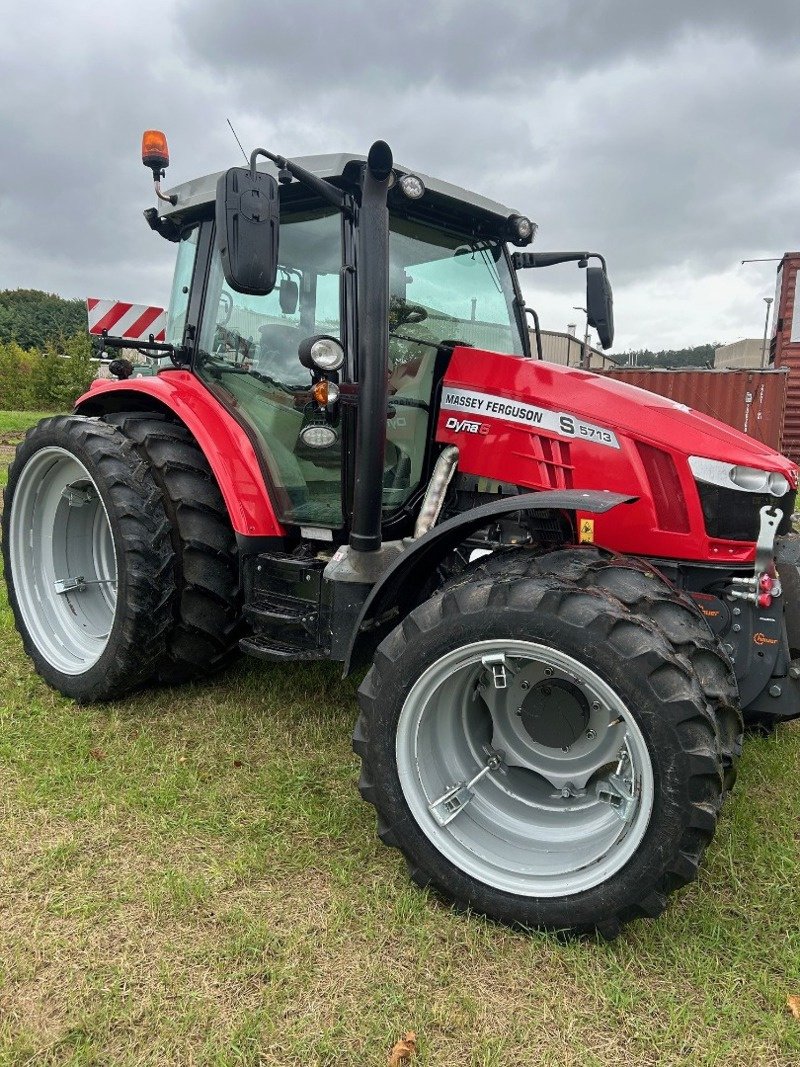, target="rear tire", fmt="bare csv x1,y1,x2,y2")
103,412,242,684
354,548,729,935
2,415,175,701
